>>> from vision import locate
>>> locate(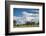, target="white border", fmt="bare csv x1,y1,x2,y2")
10,5,43,33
